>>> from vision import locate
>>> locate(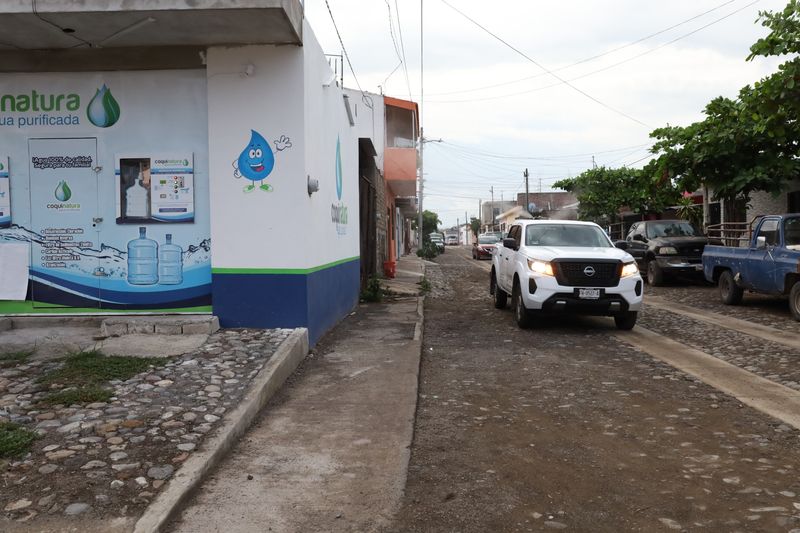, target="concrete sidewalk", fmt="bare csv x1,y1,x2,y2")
382,253,425,296
169,294,424,532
